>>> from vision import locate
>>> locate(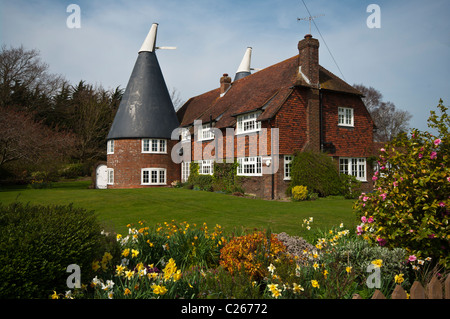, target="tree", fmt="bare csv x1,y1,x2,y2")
0,45,65,111
67,81,123,162
353,84,412,142
0,107,75,177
